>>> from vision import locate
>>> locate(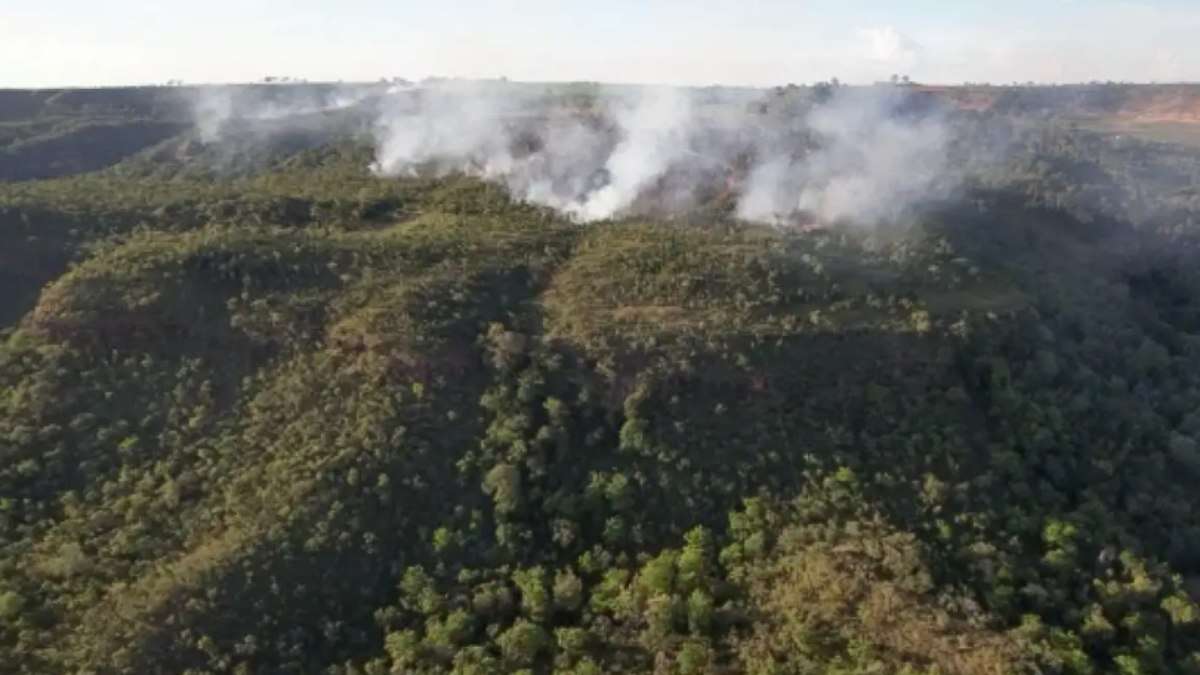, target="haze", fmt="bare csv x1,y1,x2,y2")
3,0,1199,88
